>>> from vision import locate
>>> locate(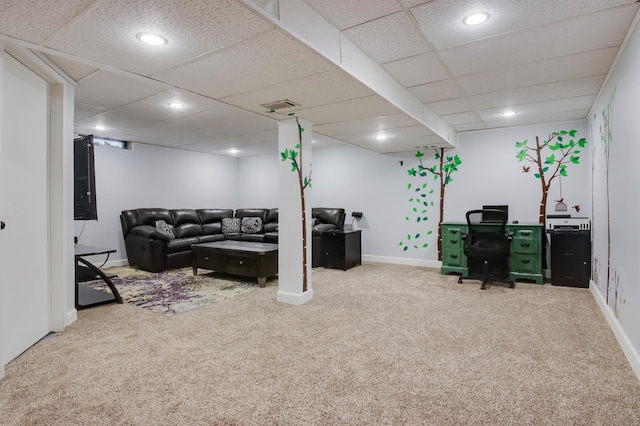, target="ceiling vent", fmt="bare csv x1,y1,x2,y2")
261,99,300,110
